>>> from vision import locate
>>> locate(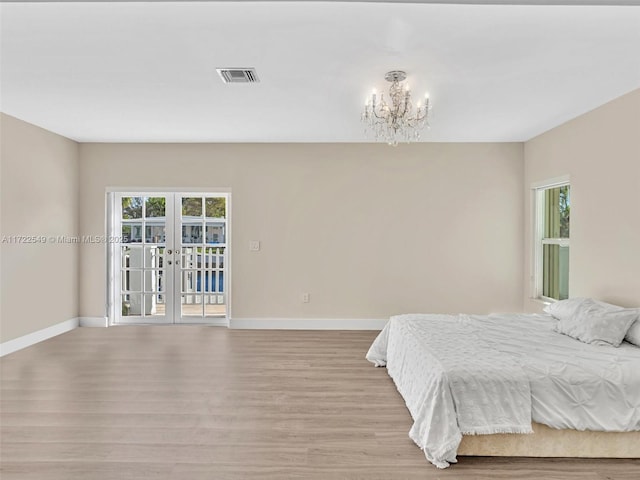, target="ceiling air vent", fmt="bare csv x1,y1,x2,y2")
216,68,259,84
